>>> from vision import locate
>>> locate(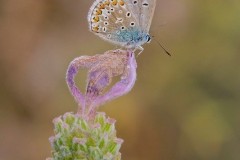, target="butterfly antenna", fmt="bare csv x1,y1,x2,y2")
152,37,171,56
